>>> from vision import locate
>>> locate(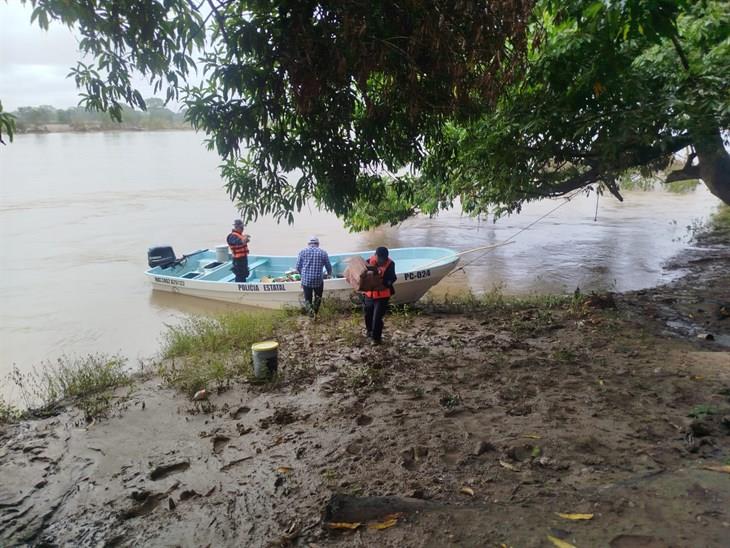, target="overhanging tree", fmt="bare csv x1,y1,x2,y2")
7,0,729,229
11,0,534,225
377,0,730,227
